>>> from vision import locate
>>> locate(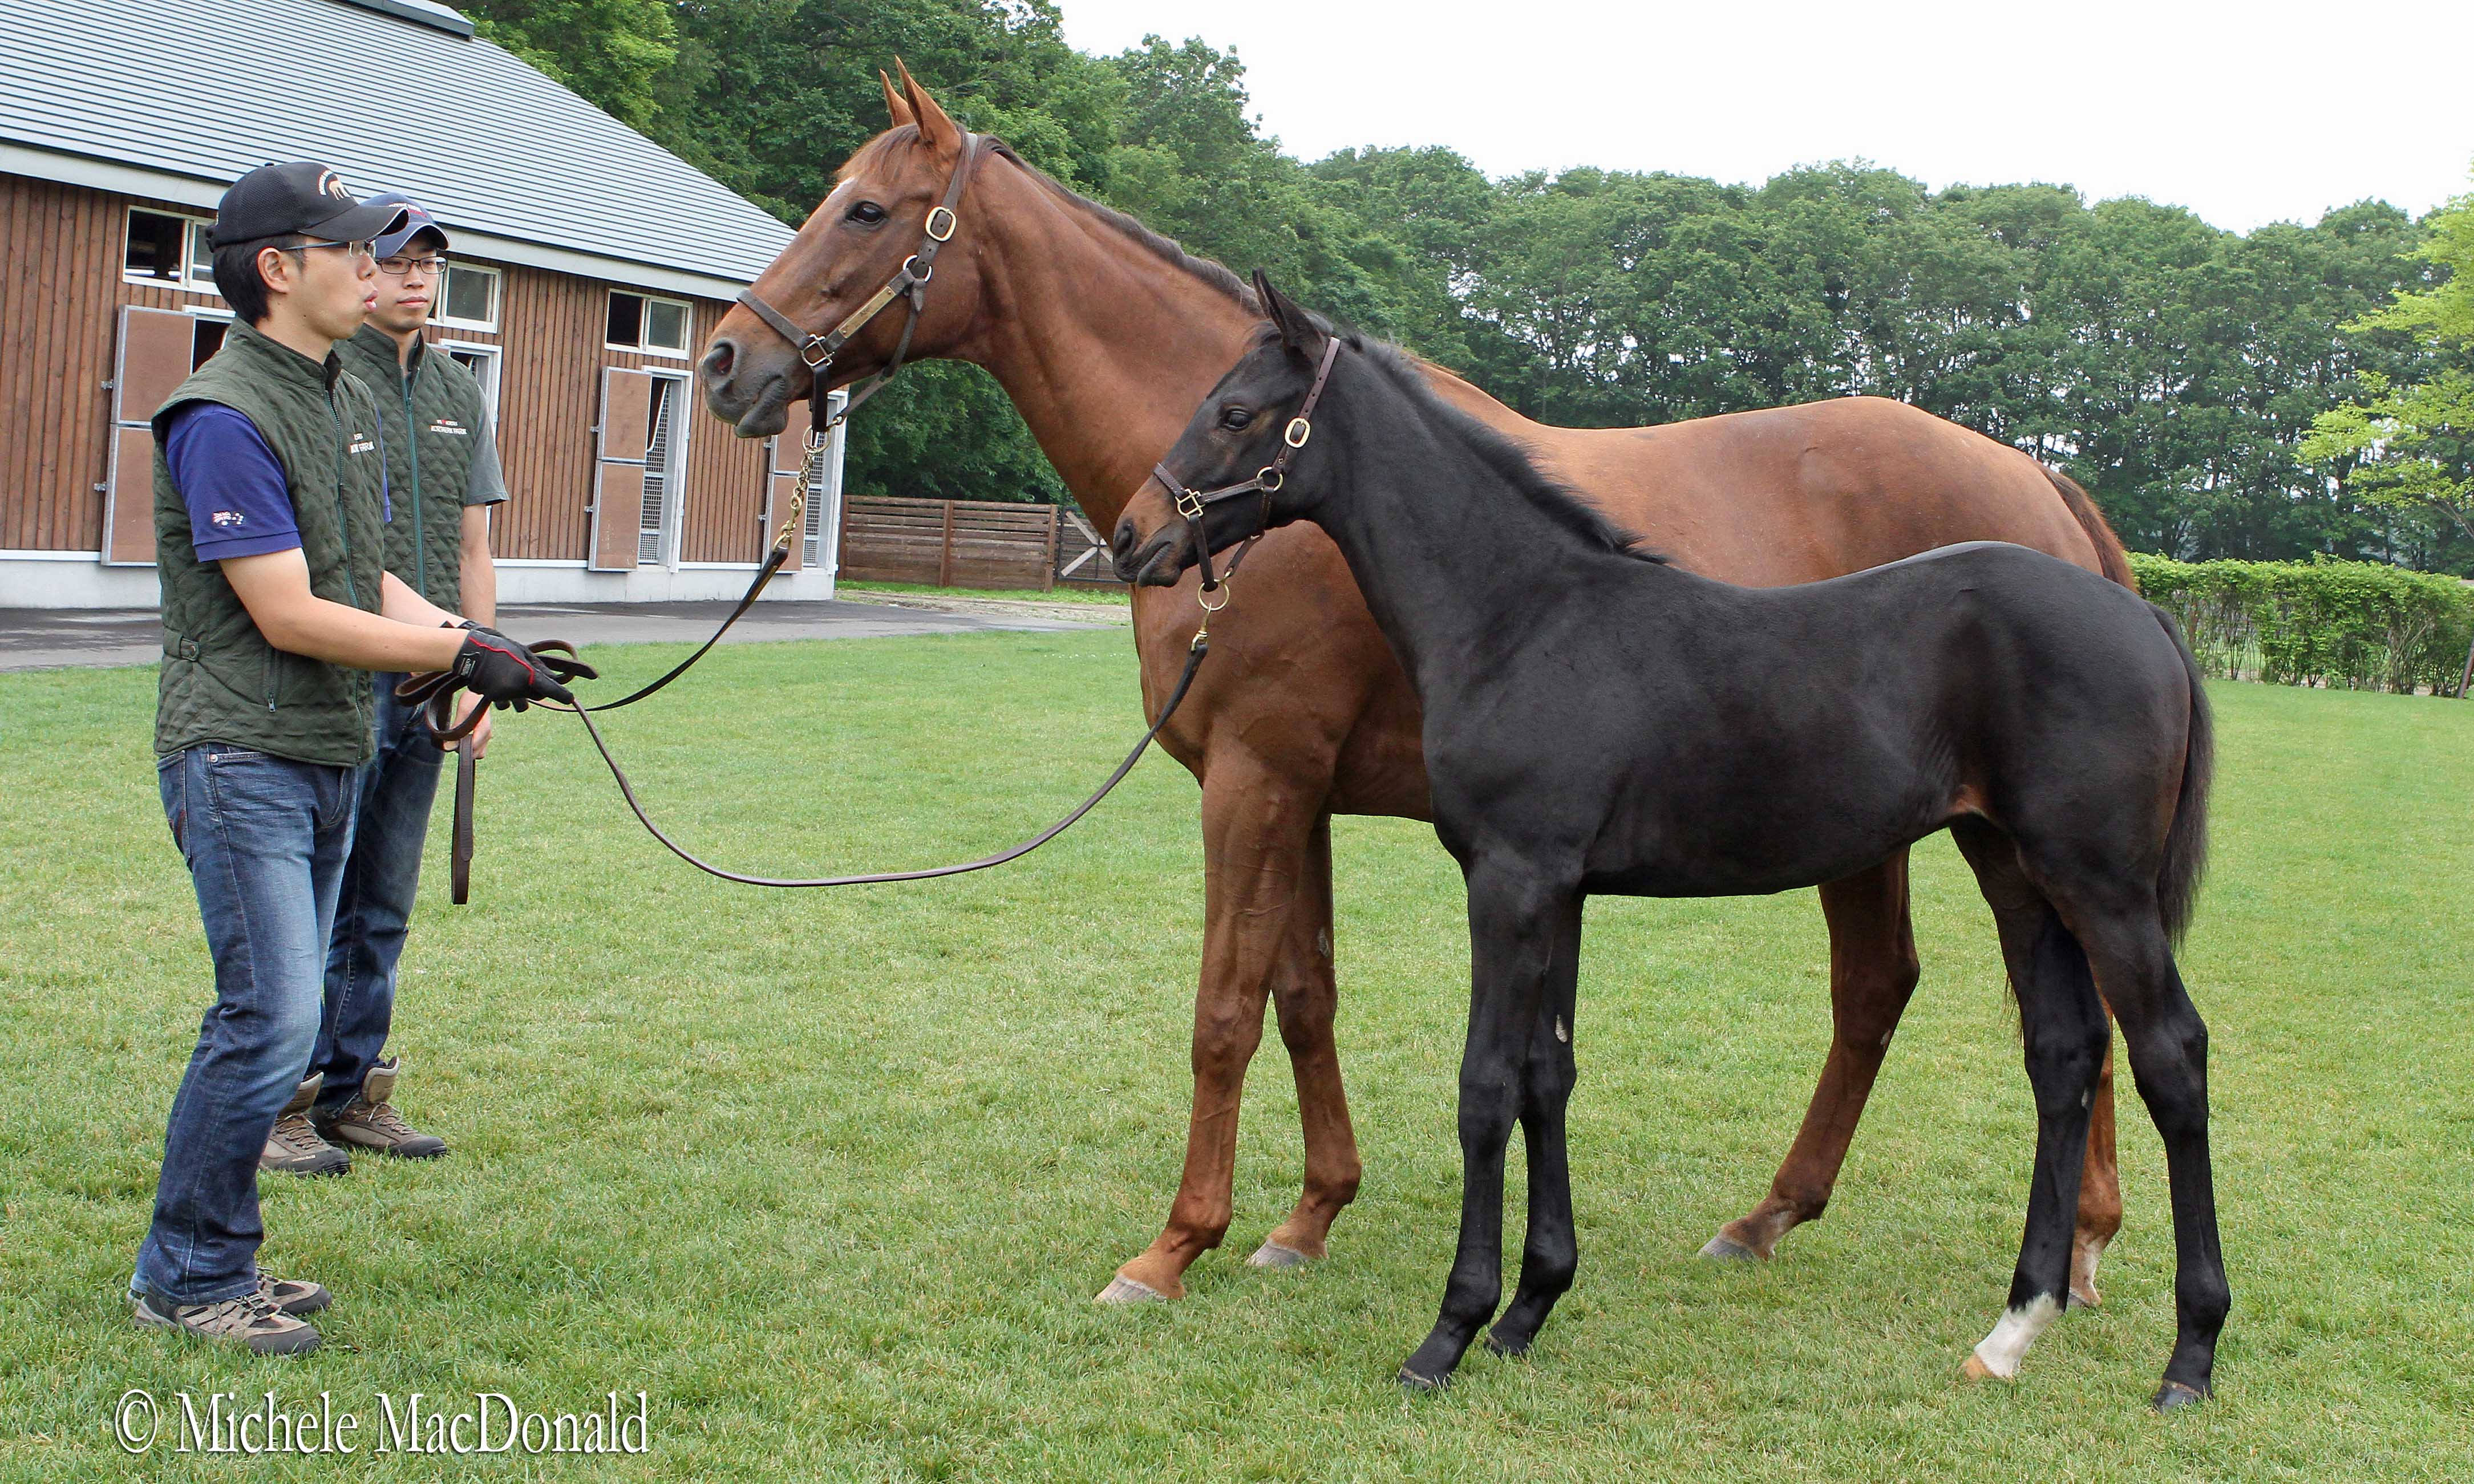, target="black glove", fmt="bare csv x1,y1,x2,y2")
452,630,576,709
